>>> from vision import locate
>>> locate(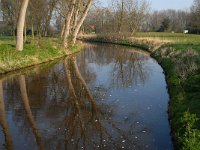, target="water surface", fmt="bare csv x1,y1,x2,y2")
0,43,173,150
